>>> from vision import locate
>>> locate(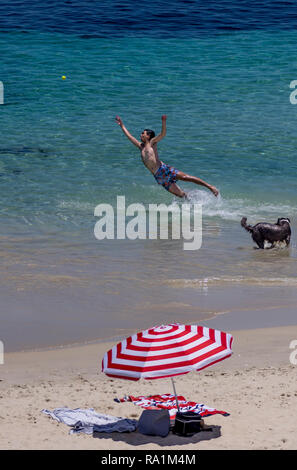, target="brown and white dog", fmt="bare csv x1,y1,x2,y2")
241,217,291,249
